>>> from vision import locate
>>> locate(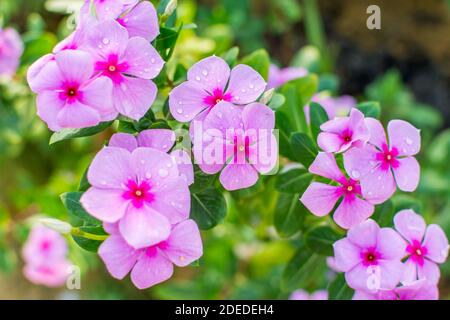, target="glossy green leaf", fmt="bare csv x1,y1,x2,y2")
72,226,107,253
309,102,328,141
241,49,270,80
290,132,318,167
191,188,227,230
328,273,354,300
274,192,307,237
304,225,342,256
357,101,381,119
275,168,313,193
49,121,113,145
60,192,100,226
